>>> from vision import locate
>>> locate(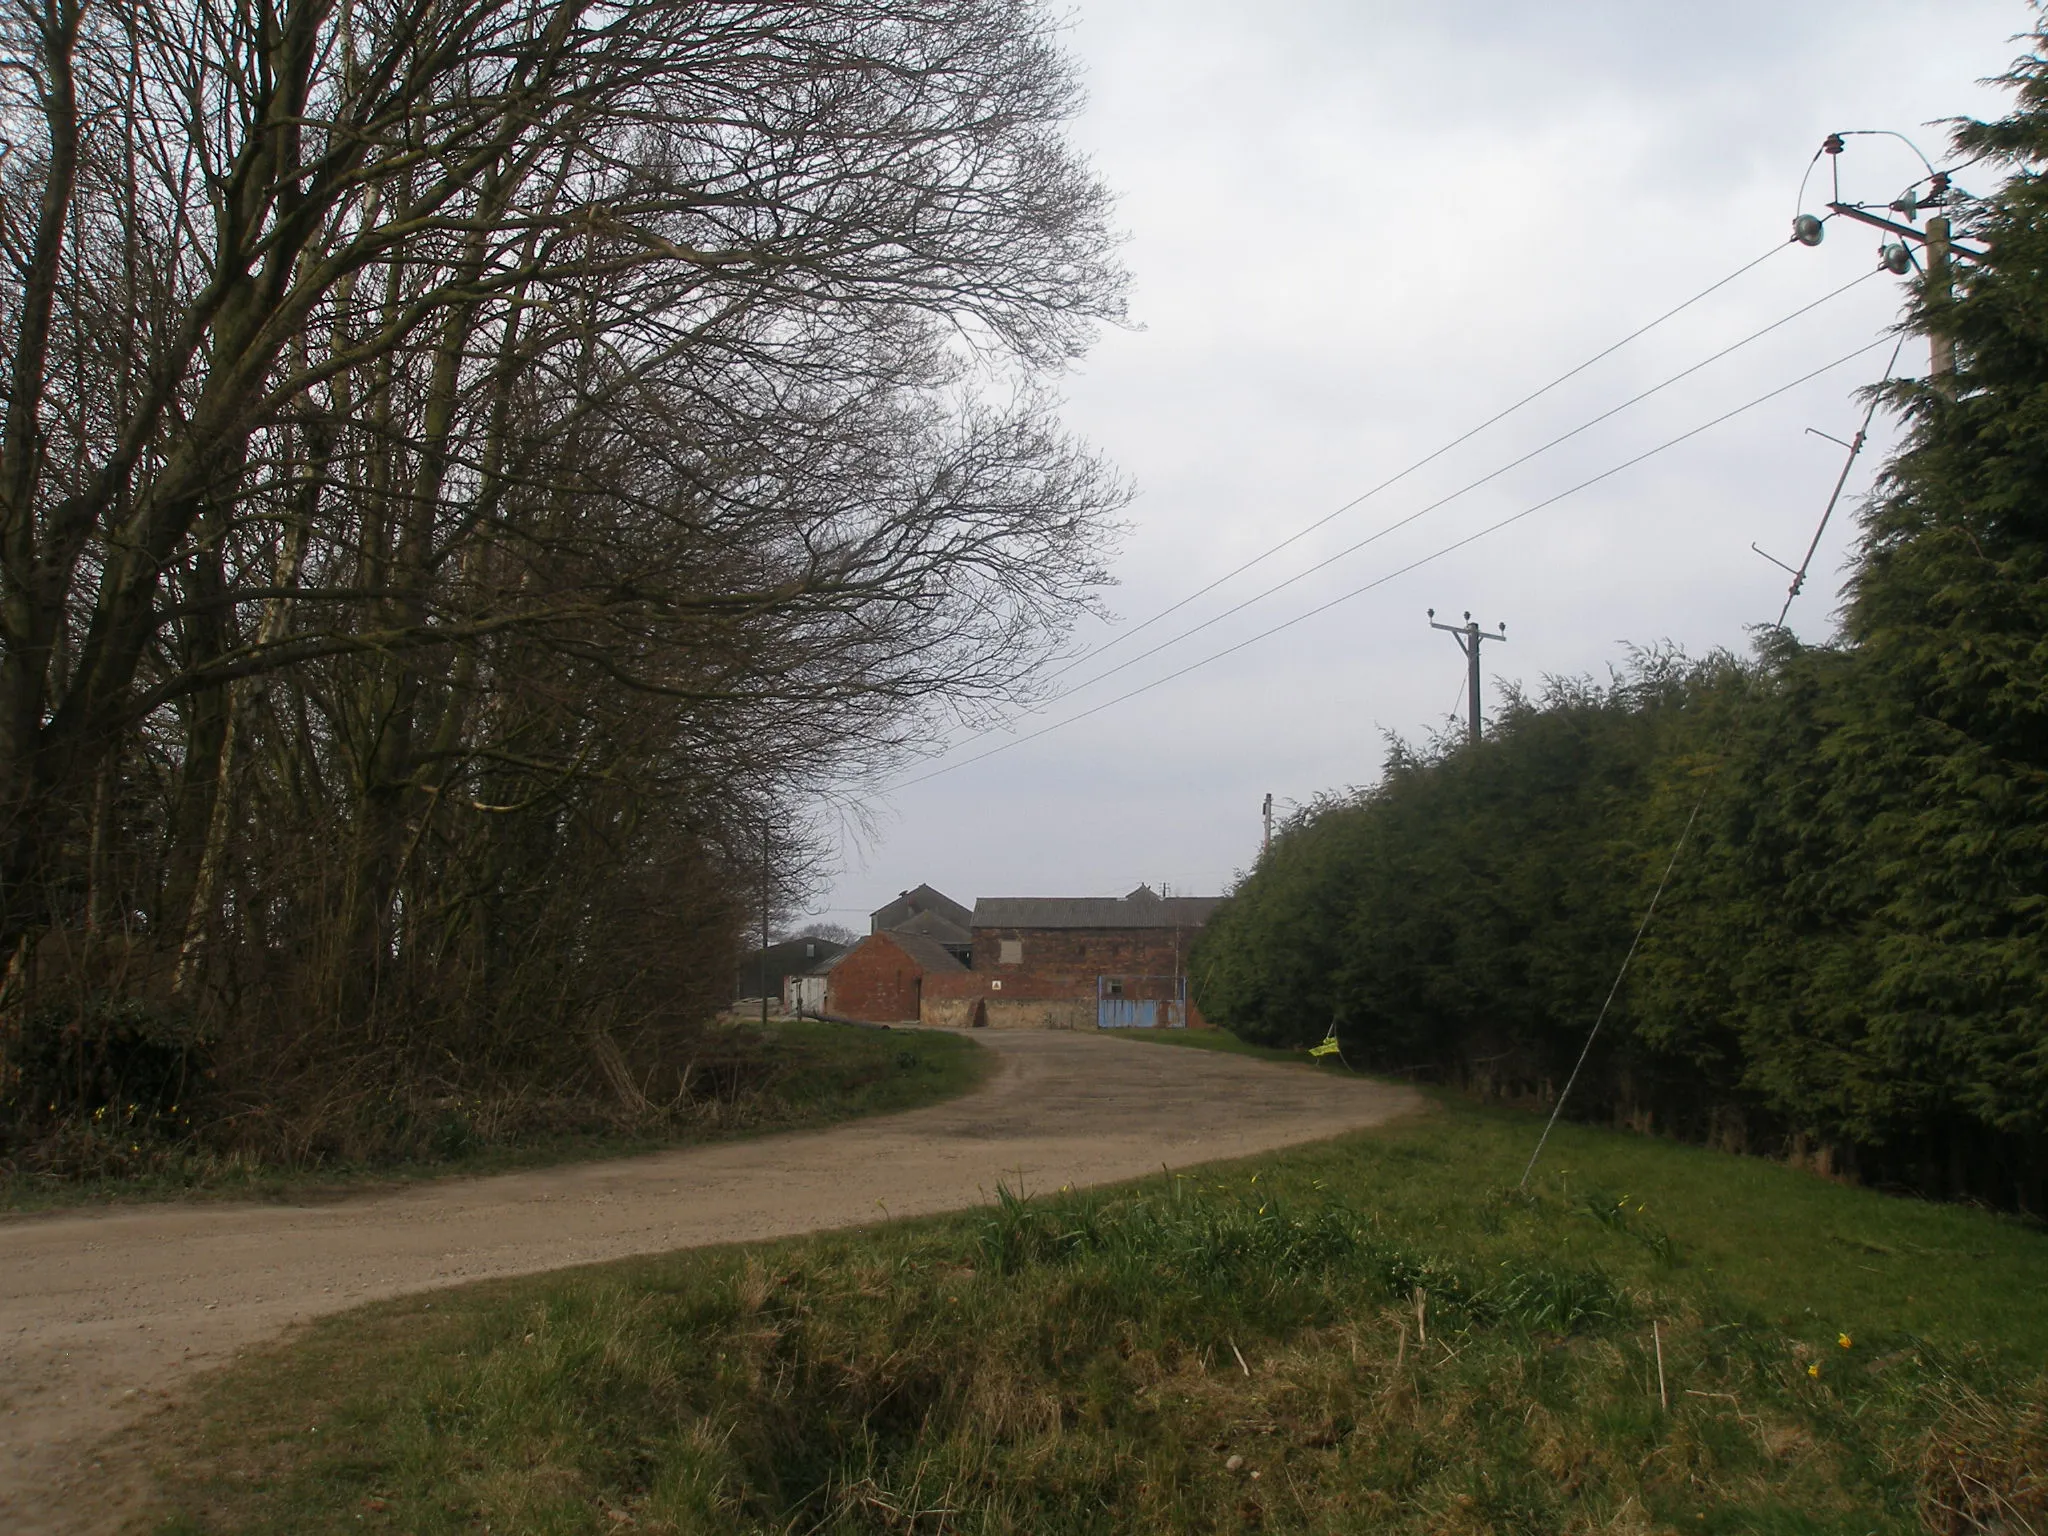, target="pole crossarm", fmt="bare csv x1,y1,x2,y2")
1826,203,1987,262
1428,609,1506,746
